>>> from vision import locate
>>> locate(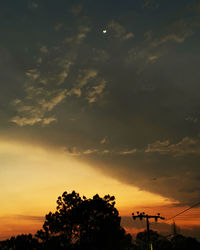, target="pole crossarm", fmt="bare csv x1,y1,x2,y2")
132,211,165,250
132,211,165,222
